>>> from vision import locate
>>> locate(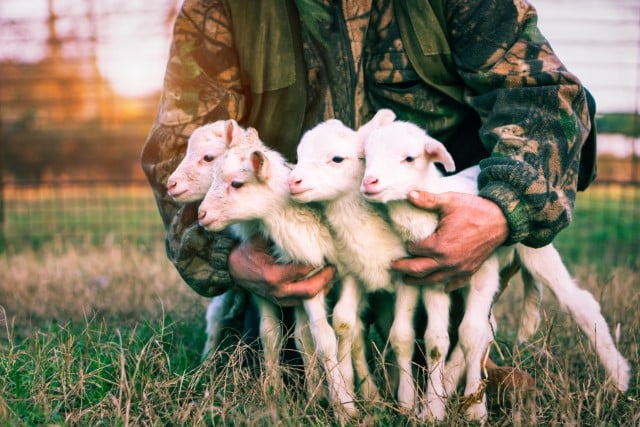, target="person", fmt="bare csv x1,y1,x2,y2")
141,0,595,400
